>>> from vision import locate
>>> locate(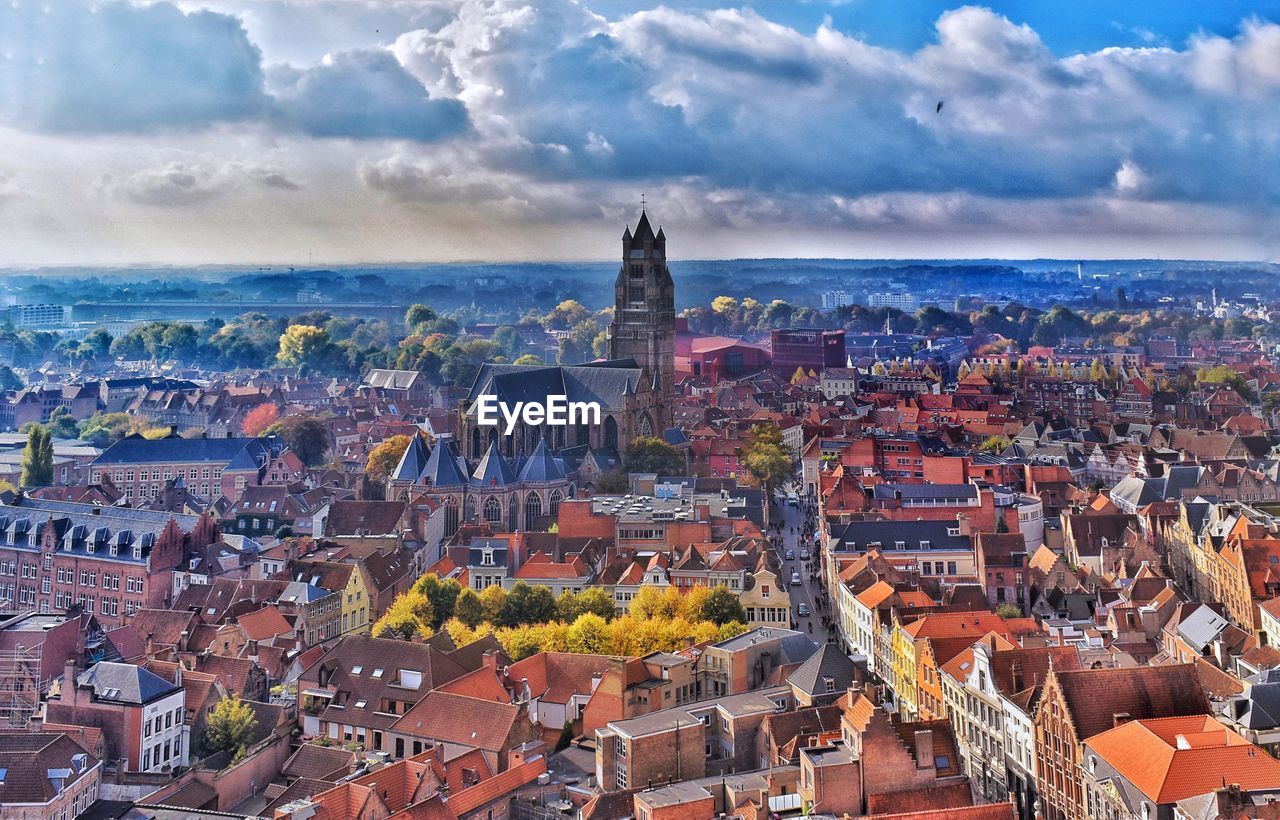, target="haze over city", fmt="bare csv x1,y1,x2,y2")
3,0,1280,265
